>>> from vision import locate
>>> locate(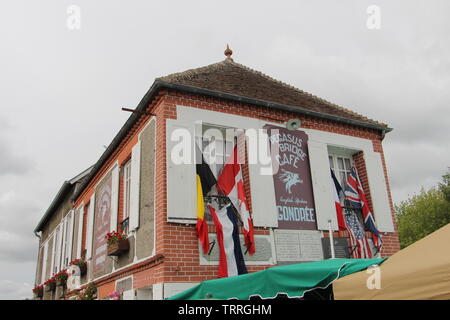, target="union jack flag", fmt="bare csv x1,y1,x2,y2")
344,166,383,253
